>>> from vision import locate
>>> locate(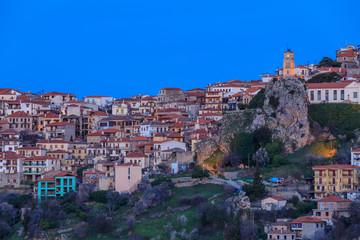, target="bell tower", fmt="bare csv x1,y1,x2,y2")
283,49,295,76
